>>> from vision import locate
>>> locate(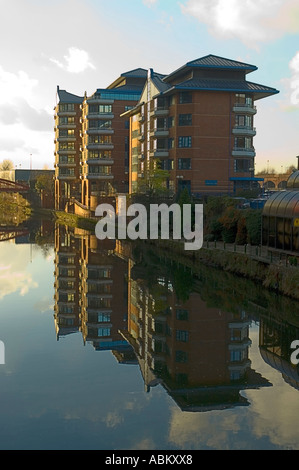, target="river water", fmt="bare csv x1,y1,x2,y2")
0,220,299,450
